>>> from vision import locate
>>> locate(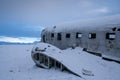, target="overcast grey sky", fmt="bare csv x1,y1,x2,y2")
1,0,120,26
0,0,120,43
